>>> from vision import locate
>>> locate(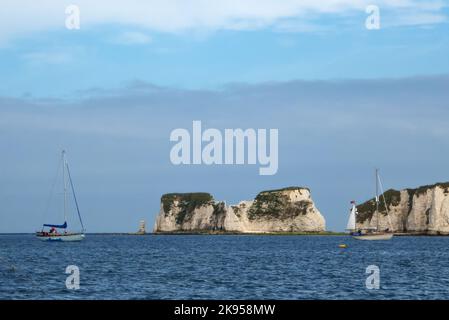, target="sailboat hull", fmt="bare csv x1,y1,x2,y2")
353,233,393,241
36,233,85,242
